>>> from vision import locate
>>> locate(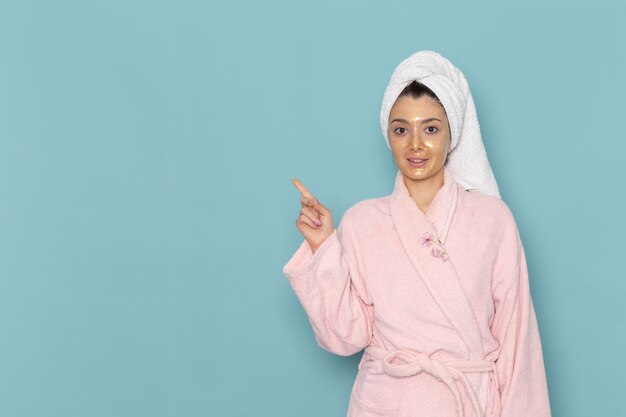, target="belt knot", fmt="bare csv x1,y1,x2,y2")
365,346,499,417
382,350,455,385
